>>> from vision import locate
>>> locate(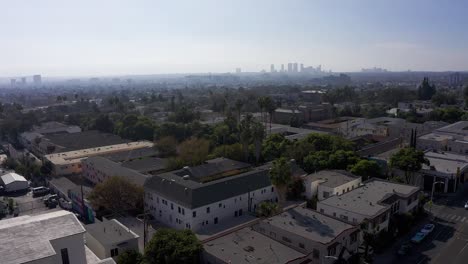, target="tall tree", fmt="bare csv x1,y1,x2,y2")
390,147,429,184
178,138,210,166
144,229,202,264
88,176,144,213
417,77,436,100
251,121,265,164
155,136,178,158
117,250,143,264
350,160,381,181
270,157,292,208
264,97,277,134
235,99,244,125
239,114,253,161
